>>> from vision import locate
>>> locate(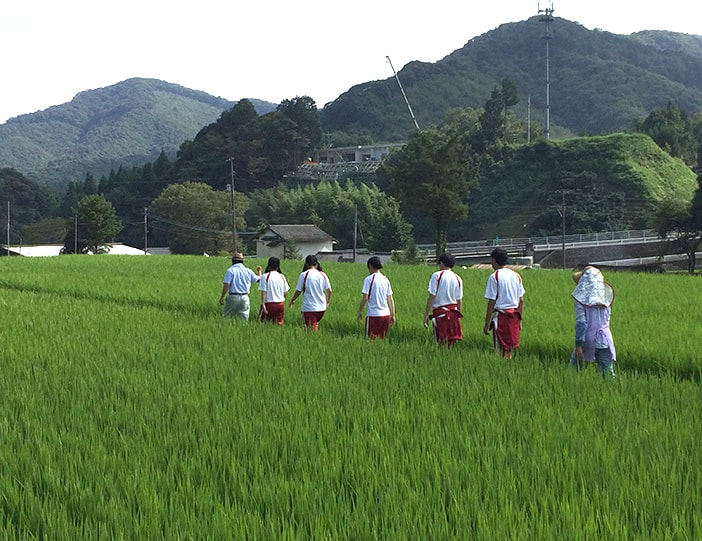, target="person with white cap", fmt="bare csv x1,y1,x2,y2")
219,252,262,320
569,265,616,378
